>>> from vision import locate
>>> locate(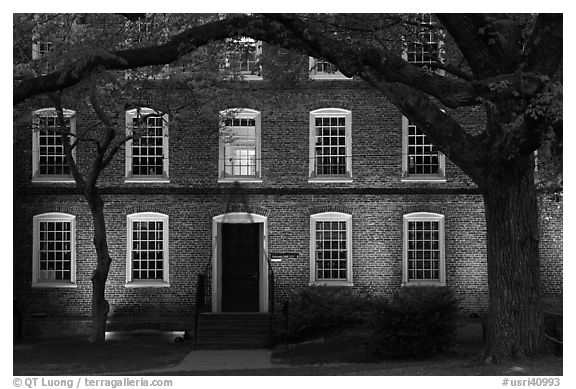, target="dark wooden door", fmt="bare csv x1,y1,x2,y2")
221,223,260,312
